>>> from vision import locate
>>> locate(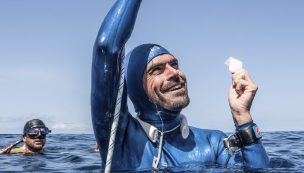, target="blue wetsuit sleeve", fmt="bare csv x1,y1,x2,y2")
215,130,269,168
240,142,269,168
91,0,142,163
237,122,270,168
222,142,269,168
